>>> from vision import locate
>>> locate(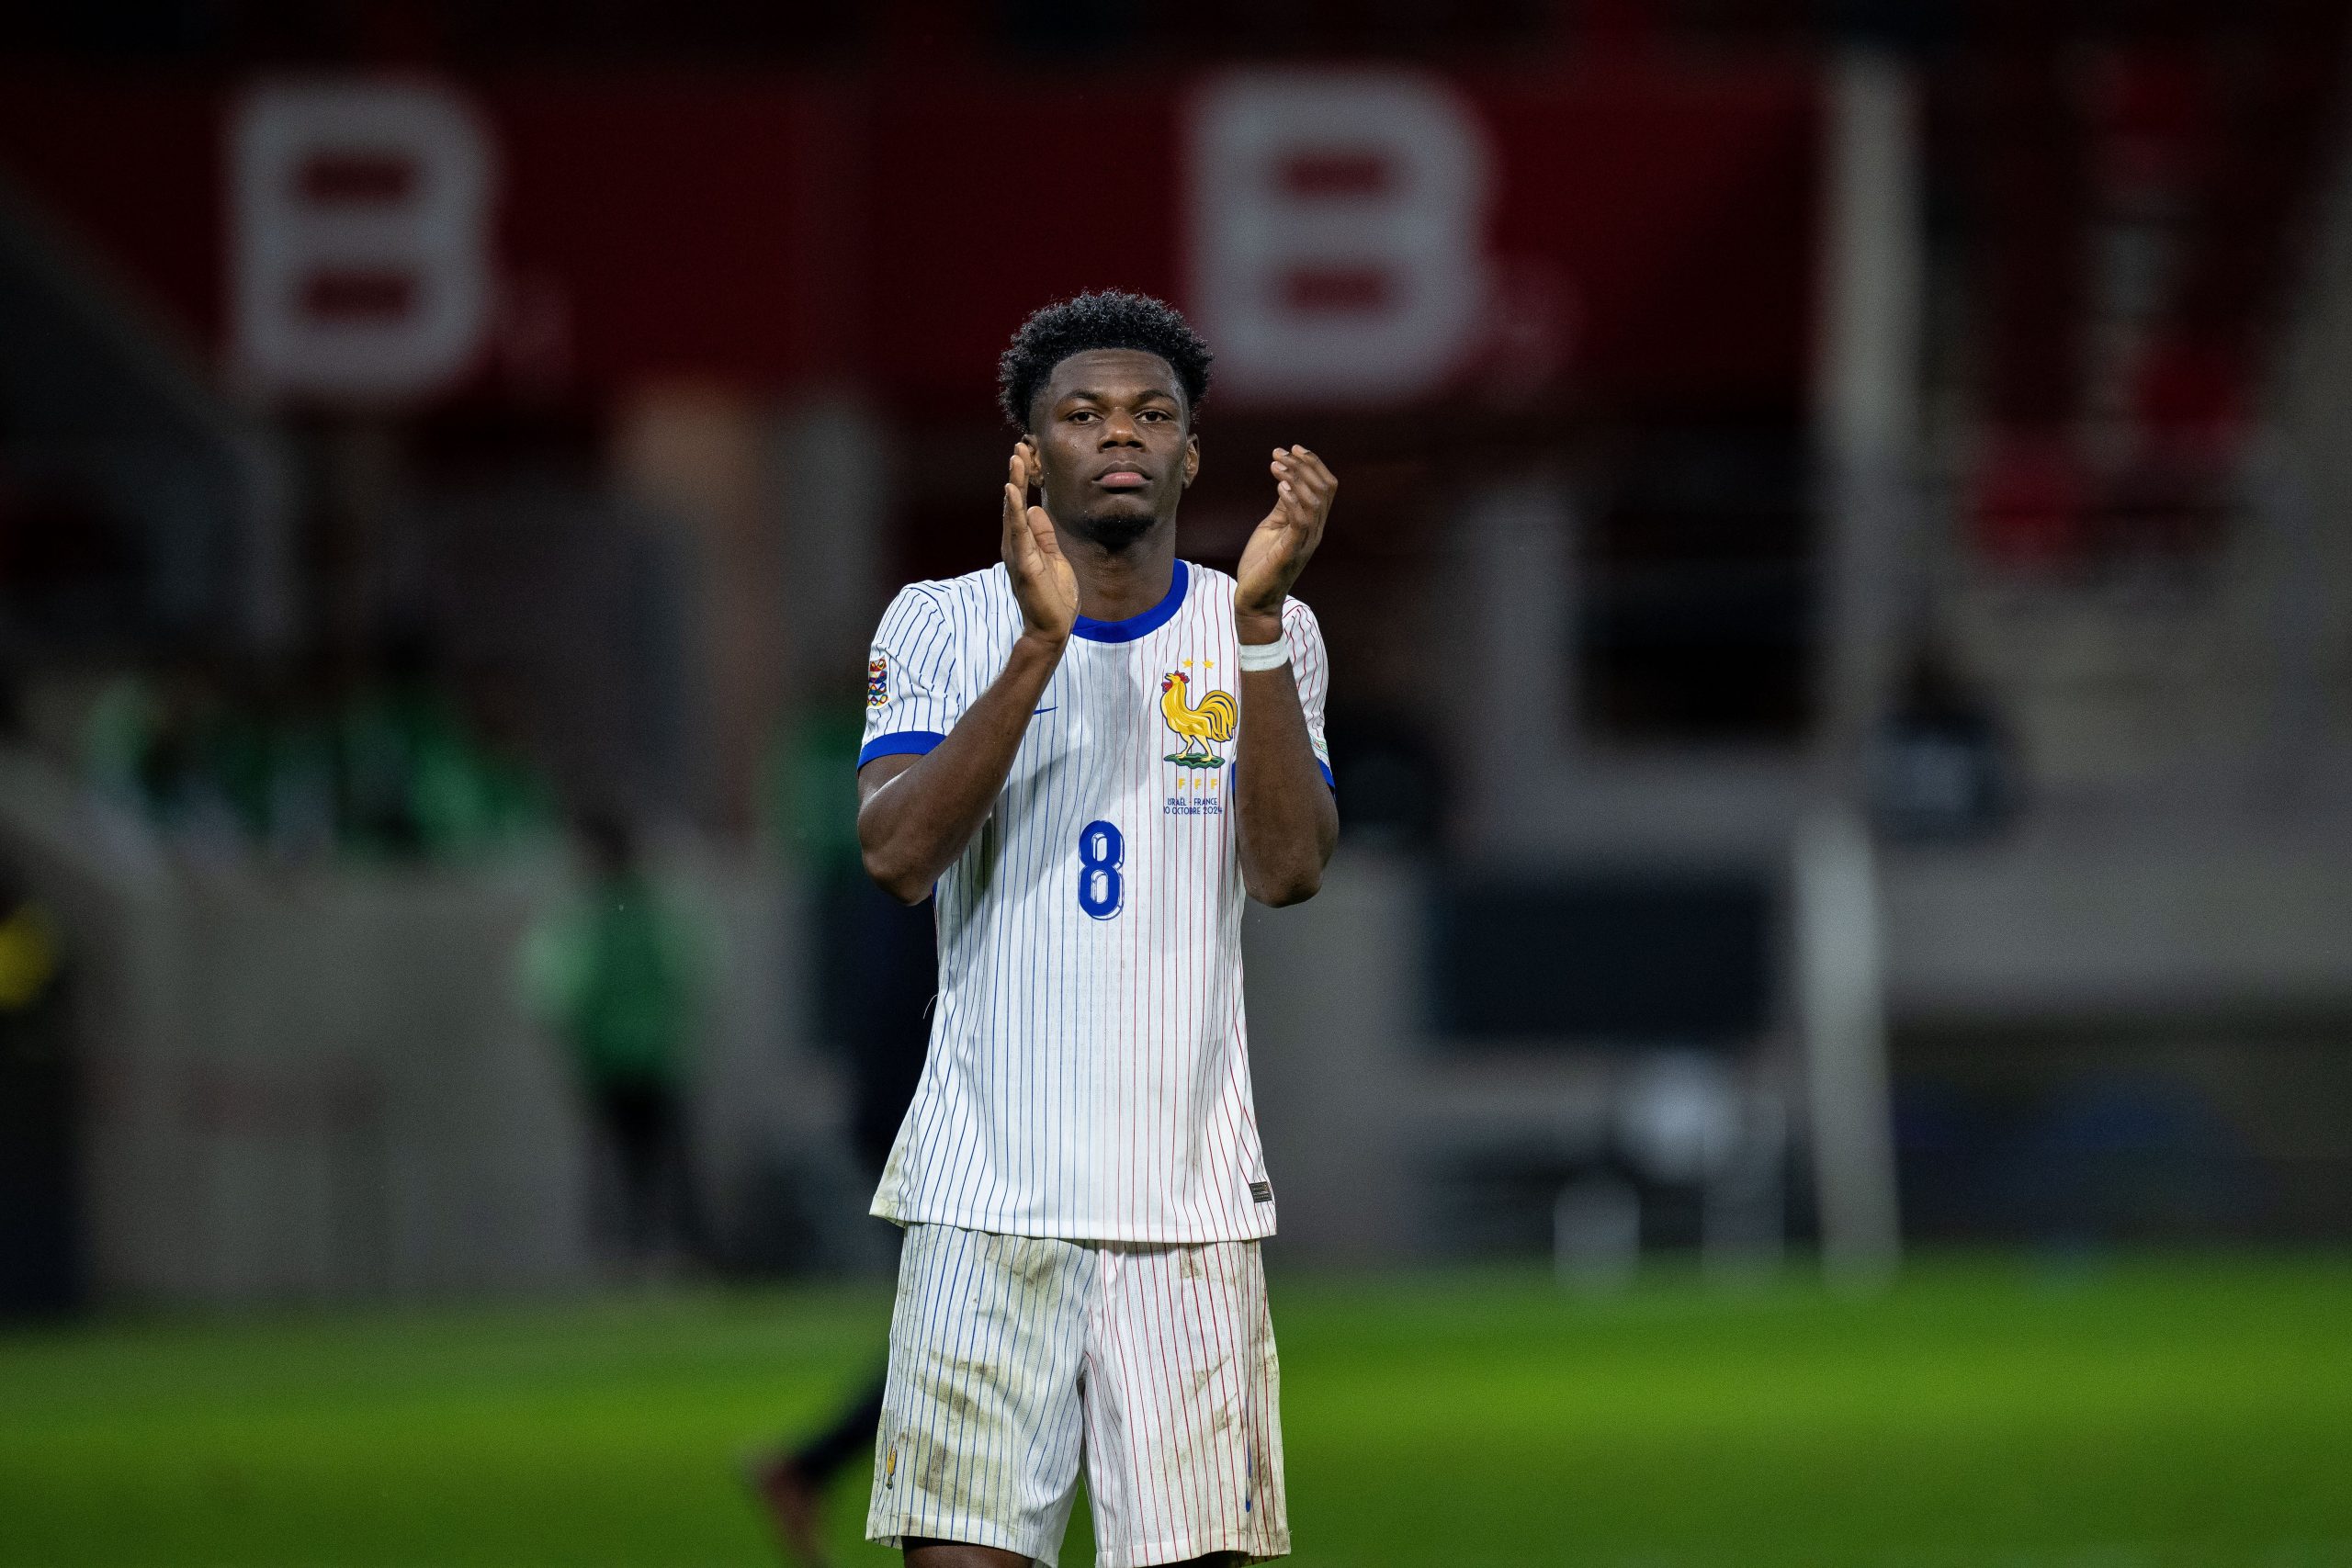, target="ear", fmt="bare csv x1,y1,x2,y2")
1182,434,1201,489
1018,436,1042,491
